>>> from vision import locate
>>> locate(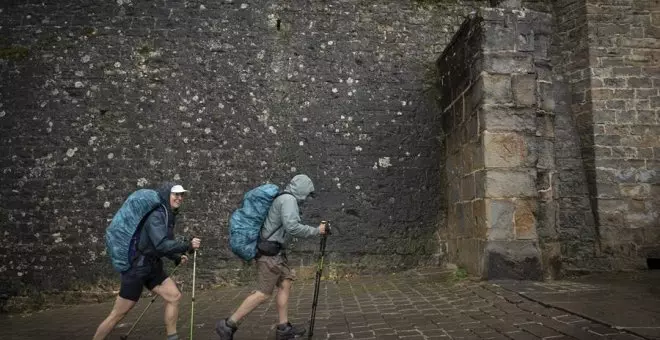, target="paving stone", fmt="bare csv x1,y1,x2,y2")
0,272,649,340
